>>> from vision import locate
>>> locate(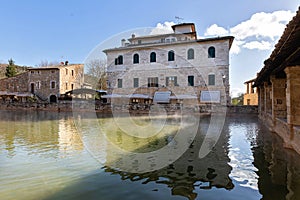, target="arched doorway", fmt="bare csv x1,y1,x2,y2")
49,95,57,103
